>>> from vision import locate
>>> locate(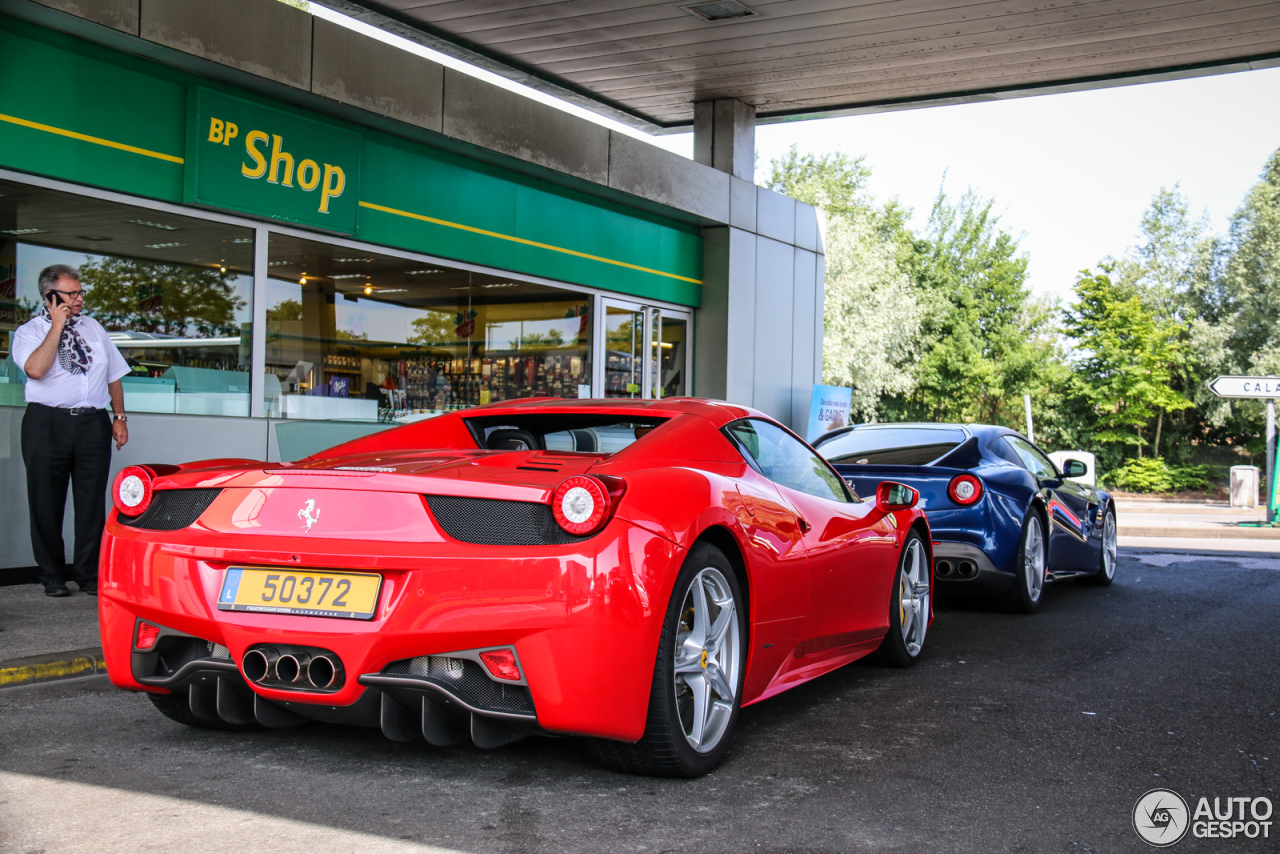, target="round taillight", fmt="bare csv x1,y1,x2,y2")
113,466,154,517
552,475,610,536
948,474,983,506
